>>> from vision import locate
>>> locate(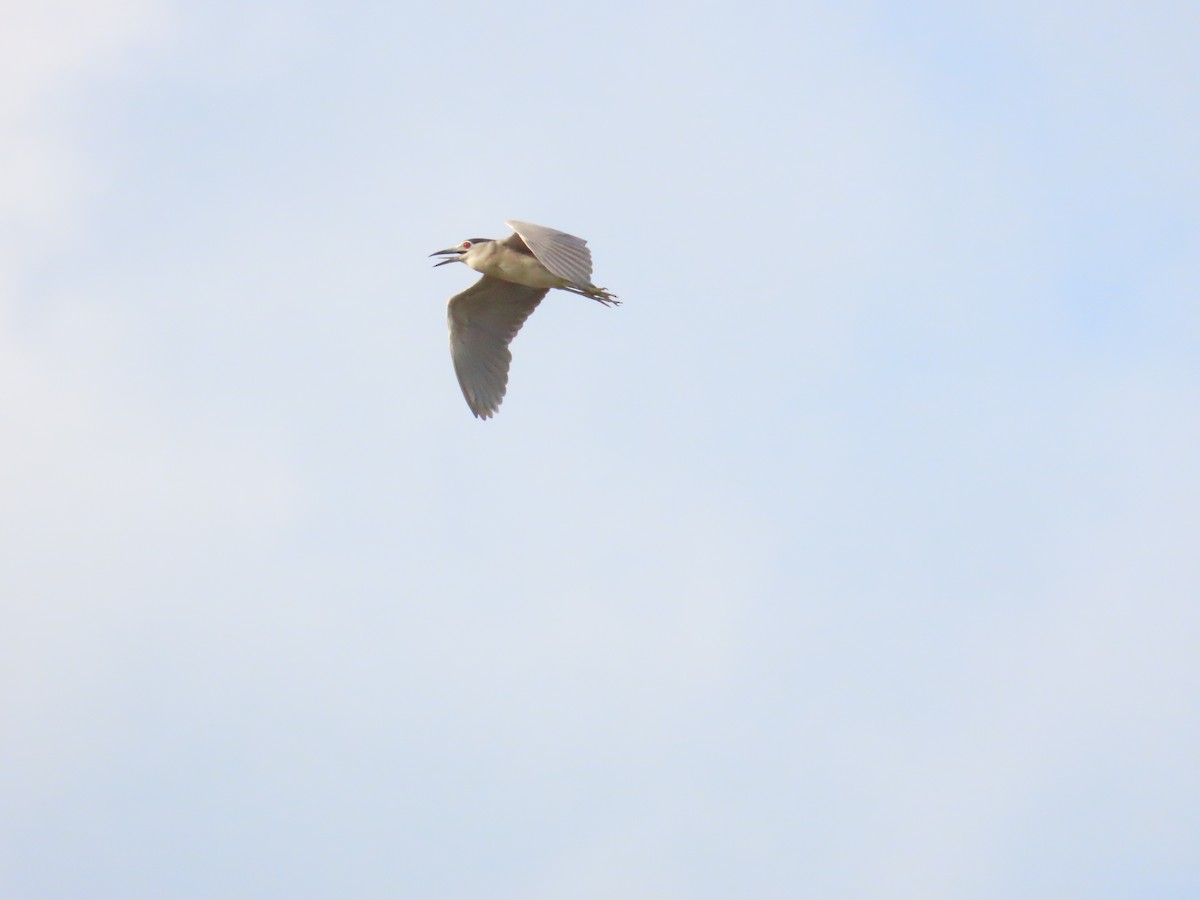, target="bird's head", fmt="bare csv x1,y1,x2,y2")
430,238,492,267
